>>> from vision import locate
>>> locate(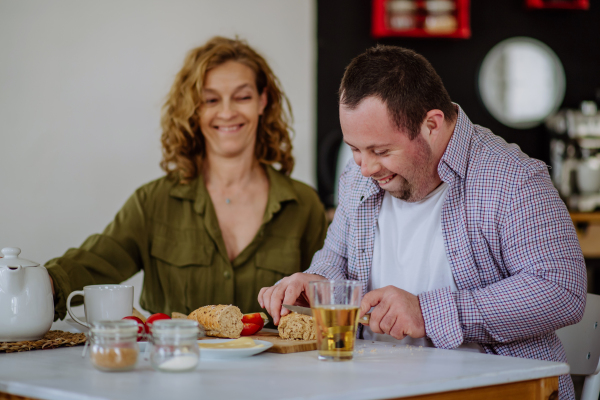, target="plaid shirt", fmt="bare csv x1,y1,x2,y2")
307,106,586,399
